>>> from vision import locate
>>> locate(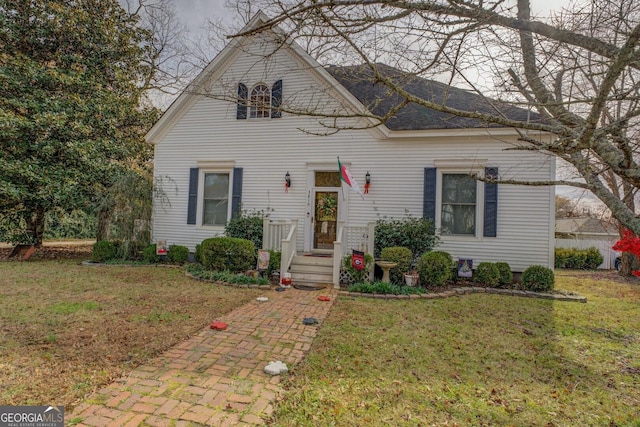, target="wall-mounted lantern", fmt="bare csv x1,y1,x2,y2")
285,172,291,192
364,171,371,194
